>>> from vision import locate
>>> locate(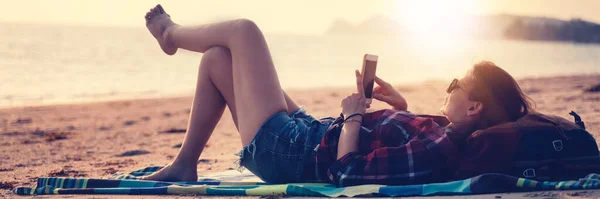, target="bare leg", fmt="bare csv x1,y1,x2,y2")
142,5,300,181
142,47,229,181
143,46,299,181
146,7,289,144
165,22,297,143
174,47,298,165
